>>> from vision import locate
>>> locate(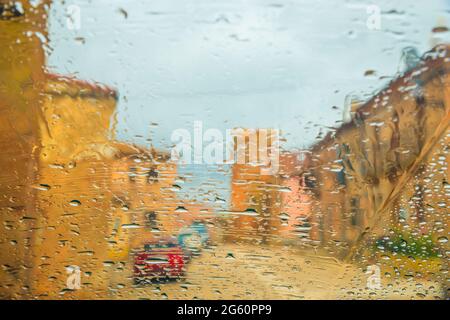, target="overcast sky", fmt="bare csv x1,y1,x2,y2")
47,0,450,151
